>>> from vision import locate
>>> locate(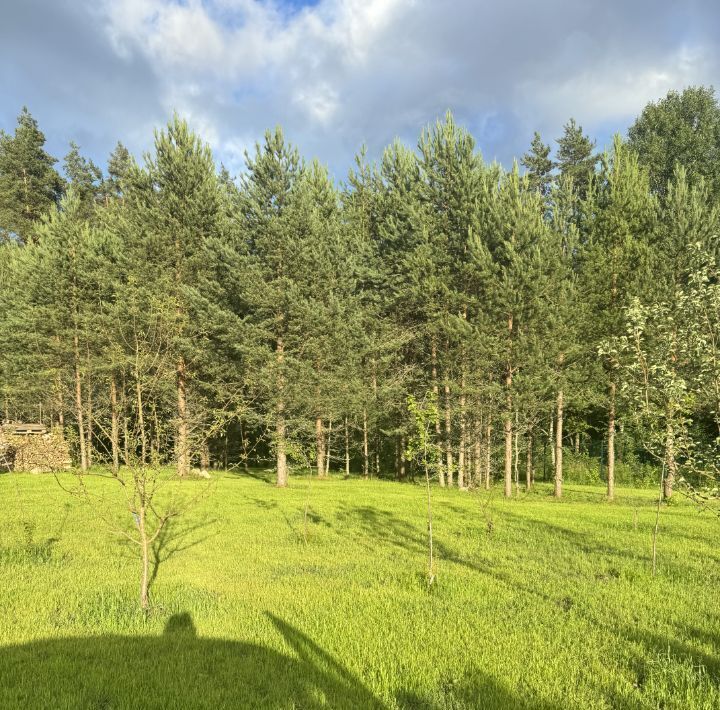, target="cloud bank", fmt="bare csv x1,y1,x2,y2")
1,0,718,178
